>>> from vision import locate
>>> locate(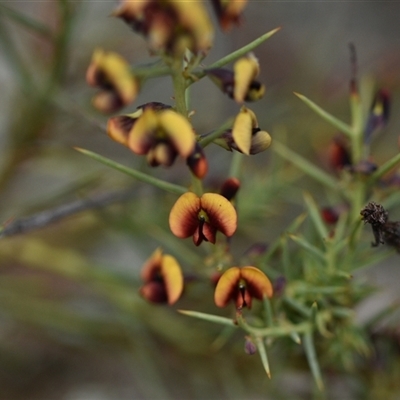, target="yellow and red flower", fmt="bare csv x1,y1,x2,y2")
210,0,248,31
186,142,208,179
215,106,272,155
113,0,213,55
214,266,273,309
169,192,237,246
206,53,264,103
139,248,184,305
107,102,172,147
86,49,138,113
129,108,196,167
